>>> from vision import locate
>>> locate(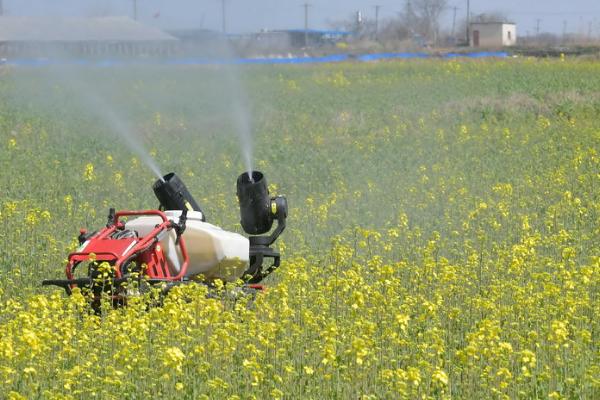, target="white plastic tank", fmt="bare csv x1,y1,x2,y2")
125,210,249,281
